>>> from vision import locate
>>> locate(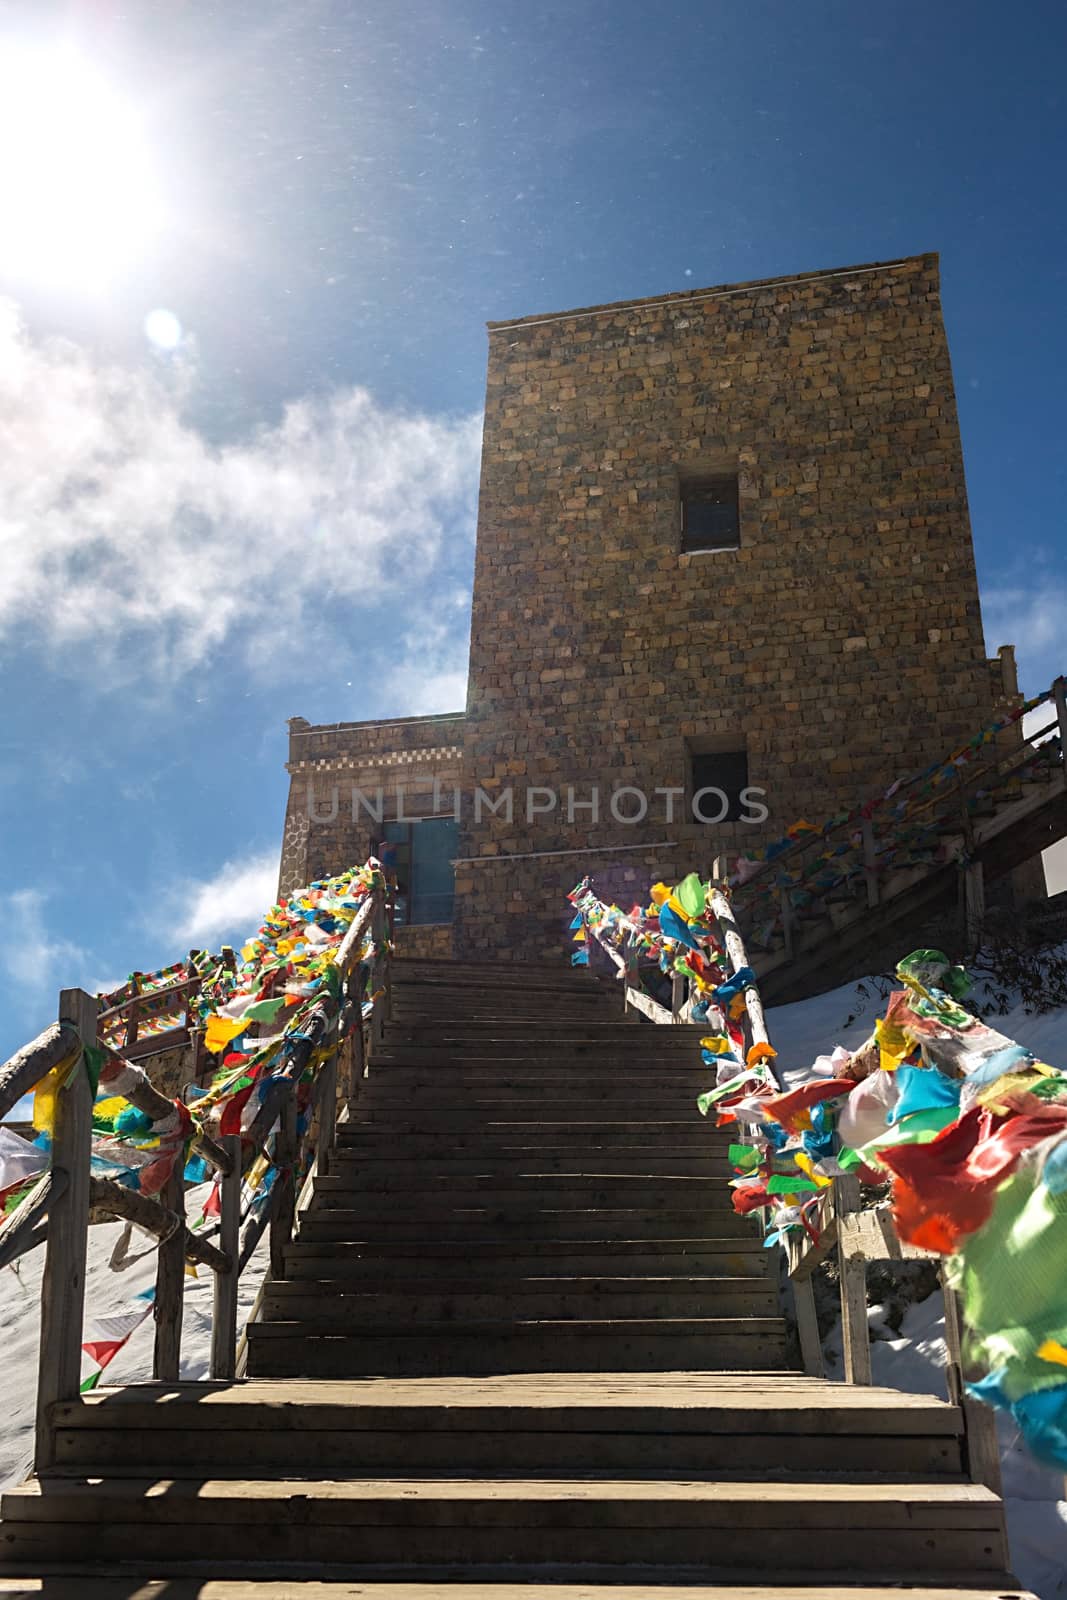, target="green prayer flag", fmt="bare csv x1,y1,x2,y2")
950,1166,1067,1400
82,1045,104,1097
674,873,706,919
240,997,288,1025
766,1174,820,1194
